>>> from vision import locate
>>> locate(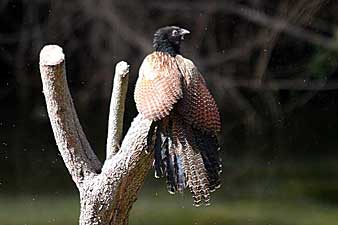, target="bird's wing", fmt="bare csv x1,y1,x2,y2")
175,55,221,133
135,52,183,121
